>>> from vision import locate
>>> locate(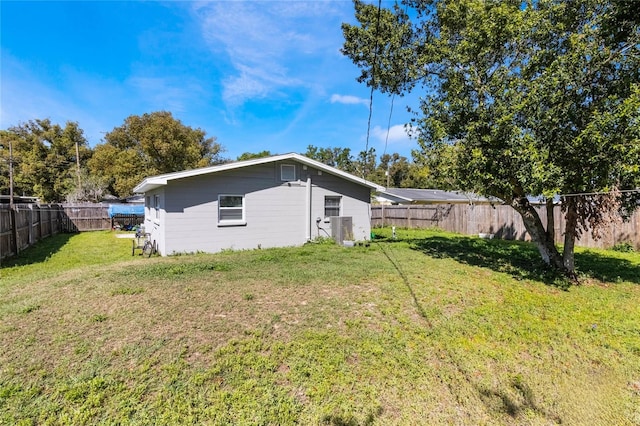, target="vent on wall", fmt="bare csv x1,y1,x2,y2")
330,216,353,244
